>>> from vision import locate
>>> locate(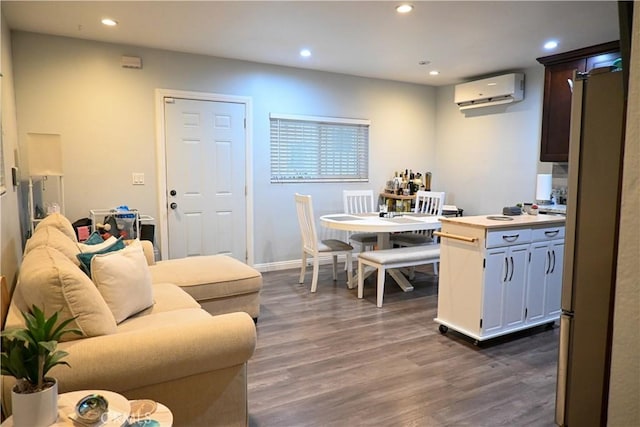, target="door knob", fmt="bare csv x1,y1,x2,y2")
170,202,178,210
169,189,177,196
